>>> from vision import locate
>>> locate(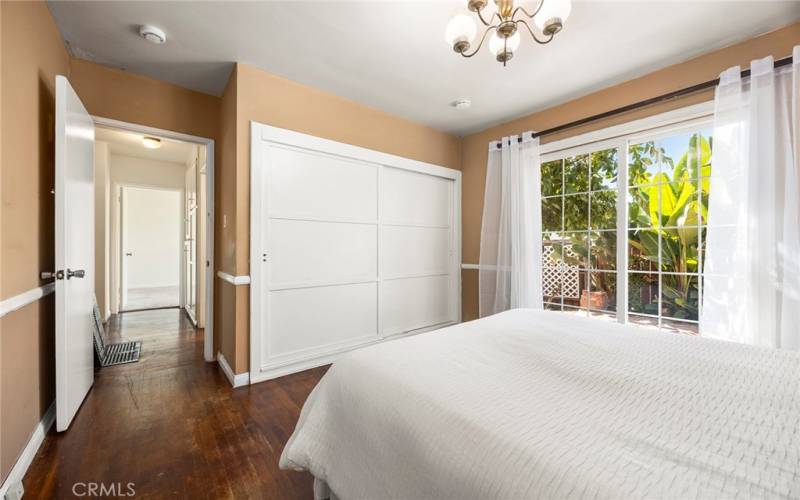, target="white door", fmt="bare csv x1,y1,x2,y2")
55,75,95,432
121,186,182,310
